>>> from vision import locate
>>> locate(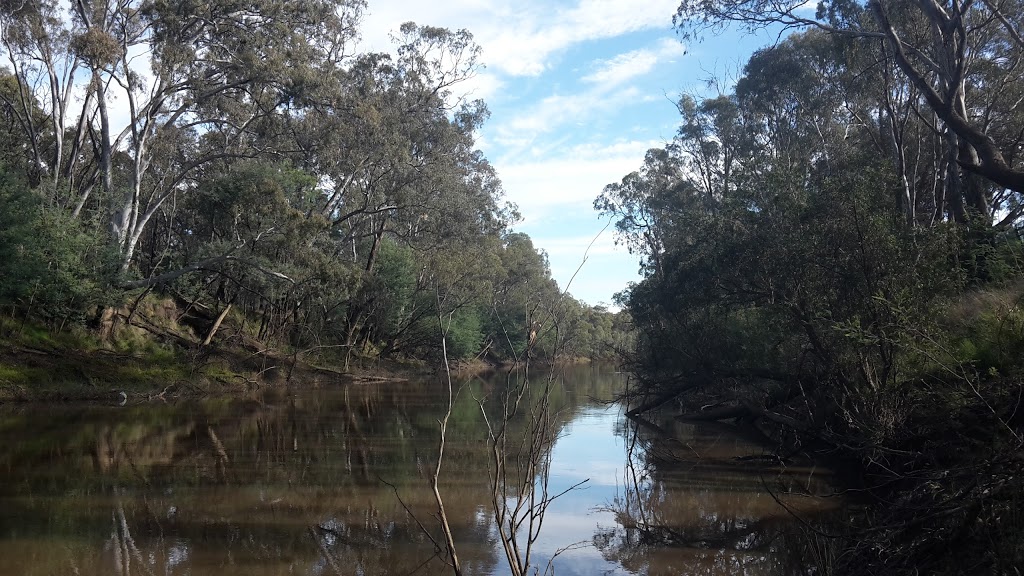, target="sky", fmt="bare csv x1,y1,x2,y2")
357,0,784,308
